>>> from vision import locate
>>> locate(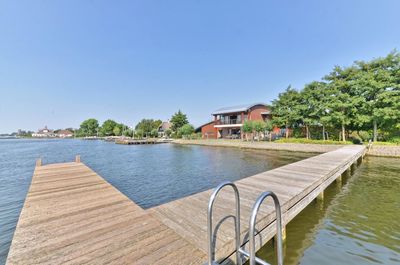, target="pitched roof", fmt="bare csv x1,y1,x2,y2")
195,121,215,132
57,130,73,135
212,103,268,115
158,121,171,131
